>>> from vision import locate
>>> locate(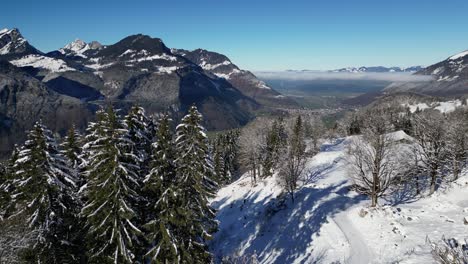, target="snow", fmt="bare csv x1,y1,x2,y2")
59,39,90,58
10,55,76,72
211,133,468,263
201,60,231,70
0,28,8,35
130,53,177,62
403,99,467,114
157,66,178,74
0,42,12,55
449,50,468,61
